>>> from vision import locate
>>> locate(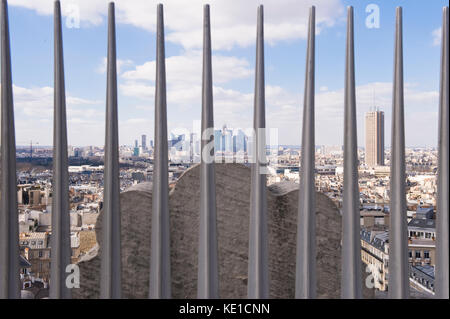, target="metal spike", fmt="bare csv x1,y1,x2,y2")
100,2,122,299
149,3,171,299
388,7,409,299
296,6,316,299
247,5,269,299
0,0,20,300
197,4,219,299
50,0,72,299
436,6,449,299
341,6,362,299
